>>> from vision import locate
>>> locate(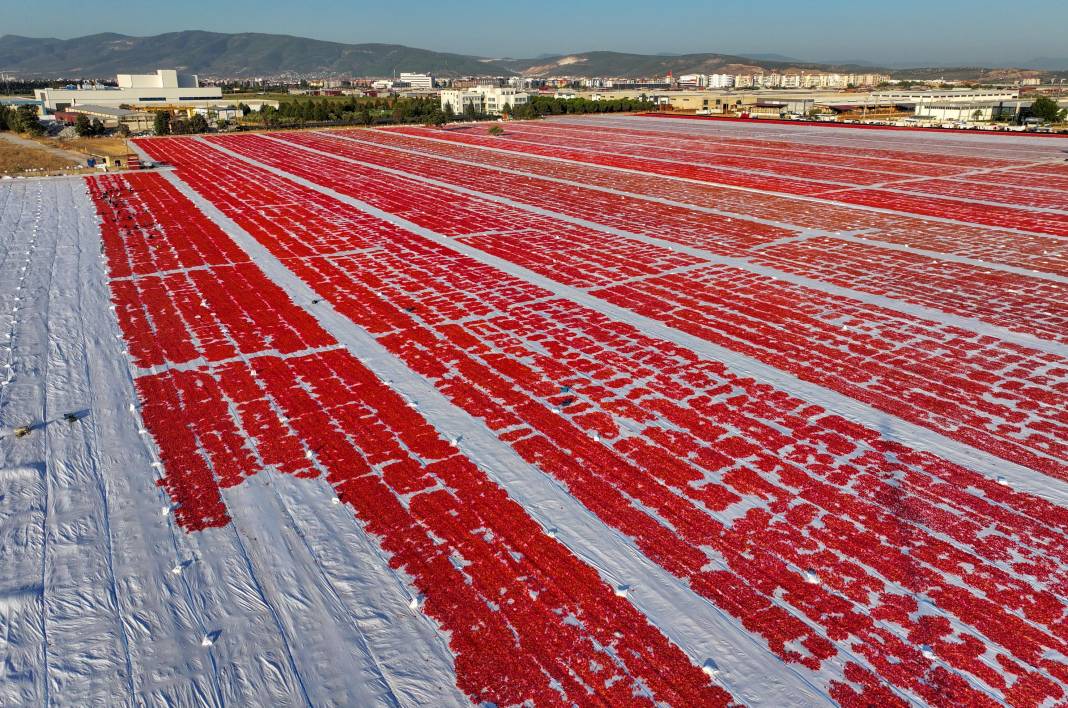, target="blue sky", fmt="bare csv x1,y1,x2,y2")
3,0,1066,66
